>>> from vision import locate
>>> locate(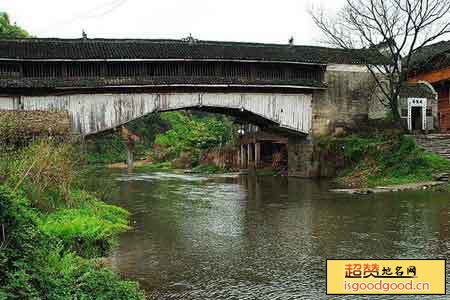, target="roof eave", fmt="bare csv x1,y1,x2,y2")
0,57,328,66
51,84,327,90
